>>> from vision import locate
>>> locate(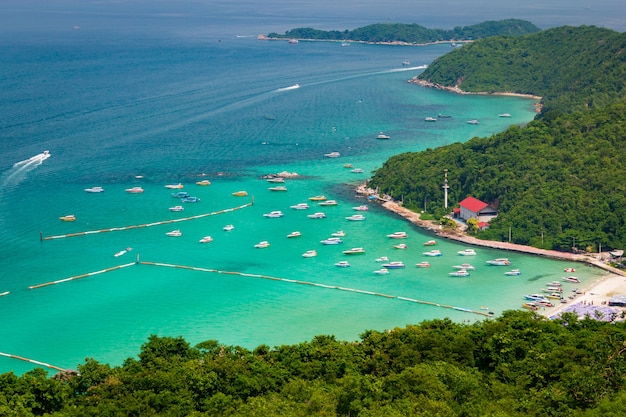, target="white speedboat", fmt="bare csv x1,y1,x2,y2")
324,152,341,158
353,205,369,211
376,256,389,262
374,268,389,275
268,186,287,192
498,113,511,117
345,214,365,221
169,205,184,212
562,276,580,283
287,231,302,238
382,261,405,269
199,236,213,243
424,117,437,122
343,247,365,255
307,212,326,219
266,177,285,183
350,168,364,173
166,230,182,237
254,241,270,248
302,250,317,258
486,258,510,266
125,186,144,193
505,269,521,276
335,261,351,268
376,132,390,139
415,261,430,268
387,231,408,239
263,210,284,218
452,263,475,270
331,230,346,237
449,269,470,277
85,186,104,193
290,203,310,210
423,250,442,257
223,224,235,231
393,243,407,250
457,249,477,256
467,119,479,125
318,200,337,206
321,237,343,245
